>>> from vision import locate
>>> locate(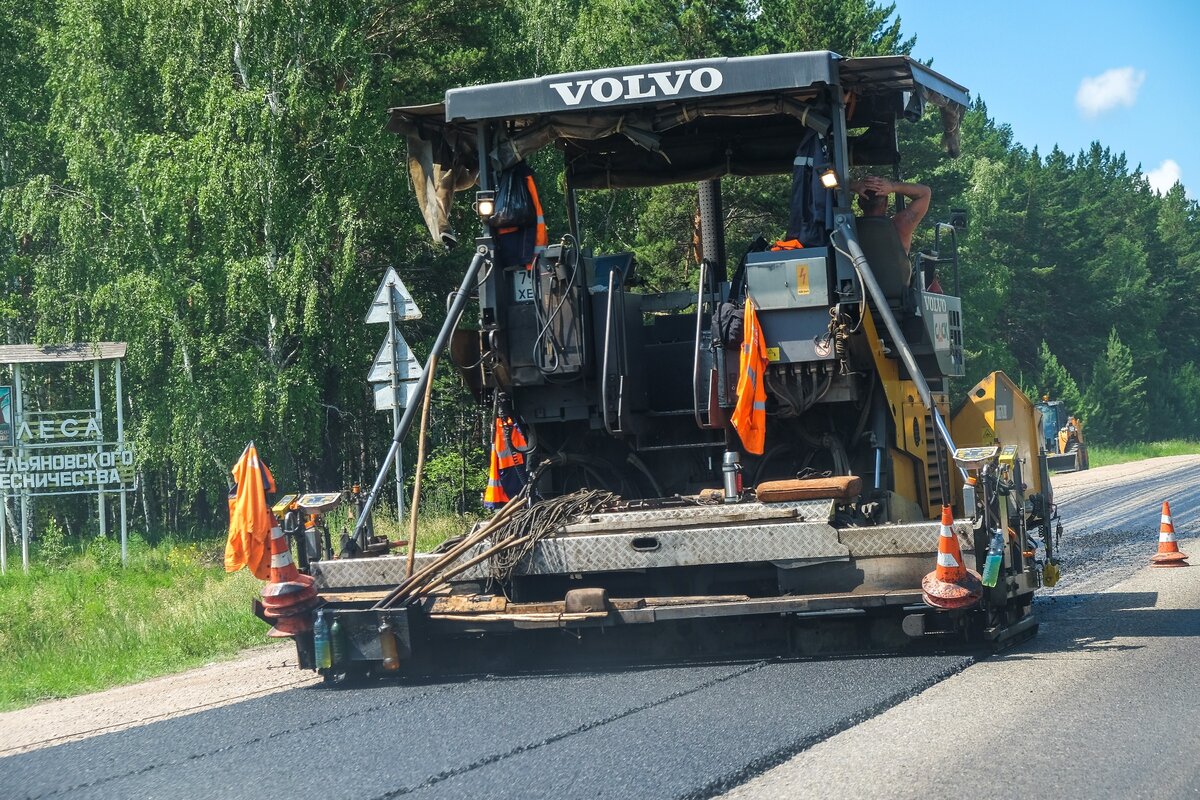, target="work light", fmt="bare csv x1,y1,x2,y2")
475,189,496,220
